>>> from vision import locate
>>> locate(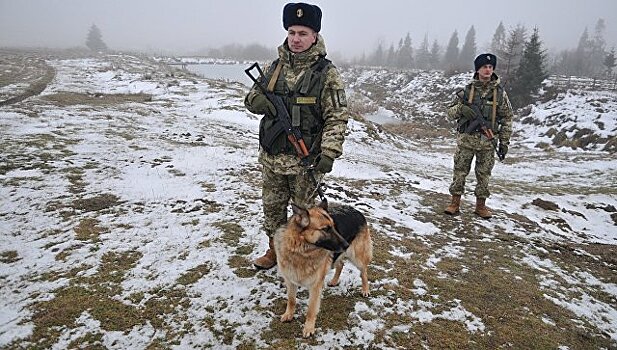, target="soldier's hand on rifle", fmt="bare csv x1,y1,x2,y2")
498,142,508,159
460,105,475,120
251,94,276,116
314,154,334,173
